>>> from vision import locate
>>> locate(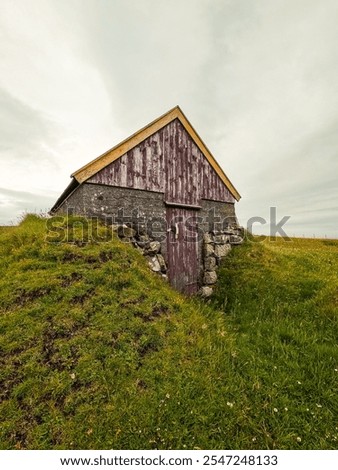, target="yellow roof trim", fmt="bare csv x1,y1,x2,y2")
72,106,241,201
